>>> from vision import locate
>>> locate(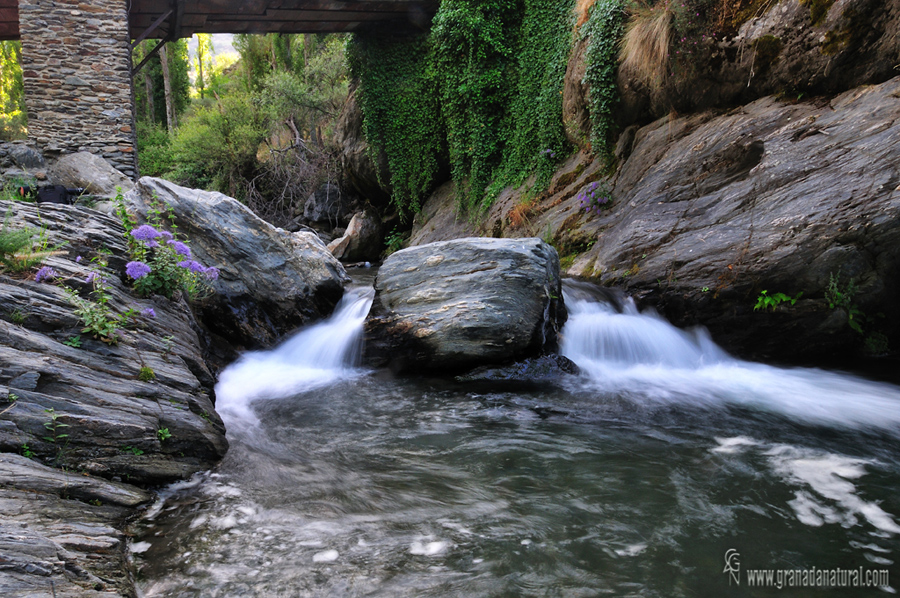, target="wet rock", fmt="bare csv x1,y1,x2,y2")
455,354,580,386
48,152,134,197
364,237,566,372
126,177,350,349
0,453,151,507
327,207,383,262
